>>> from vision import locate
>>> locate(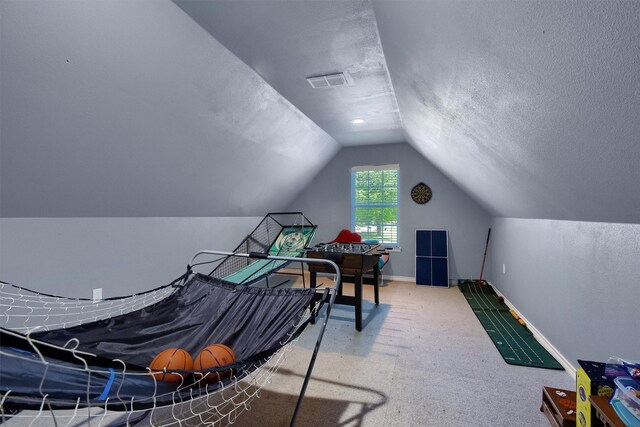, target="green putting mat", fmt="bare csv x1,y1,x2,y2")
459,280,563,370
